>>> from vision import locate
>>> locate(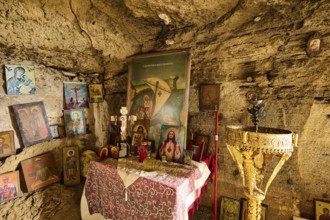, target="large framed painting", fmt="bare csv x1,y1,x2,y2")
0,171,20,202
63,146,80,186
21,152,59,192
156,125,185,163
0,130,16,159
5,65,36,95
127,50,191,150
63,110,86,137
240,198,268,220
64,82,89,109
12,101,53,147
314,199,330,220
219,196,240,220
88,84,104,103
